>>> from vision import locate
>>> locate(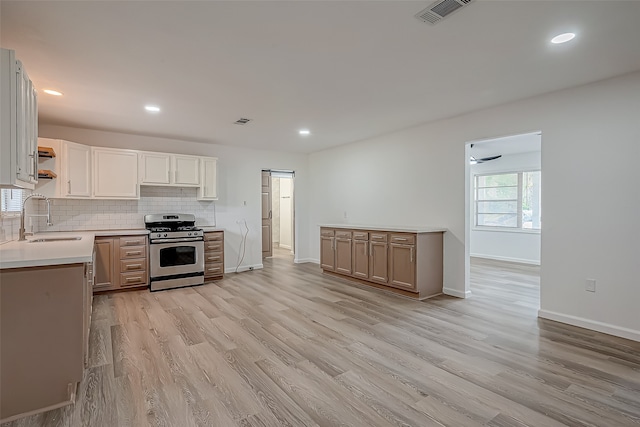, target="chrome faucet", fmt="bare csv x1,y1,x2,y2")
19,193,53,241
